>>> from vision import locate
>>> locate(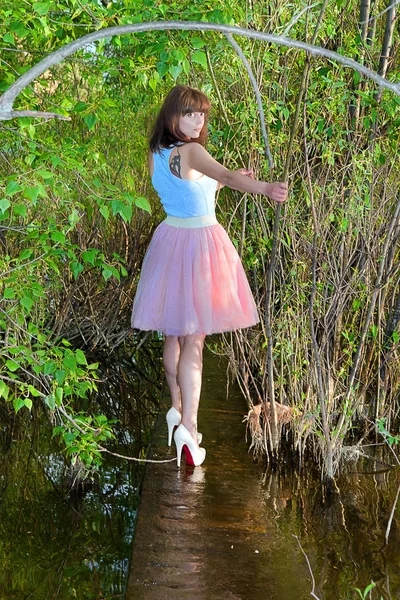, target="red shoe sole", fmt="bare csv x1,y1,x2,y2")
182,444,195,466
